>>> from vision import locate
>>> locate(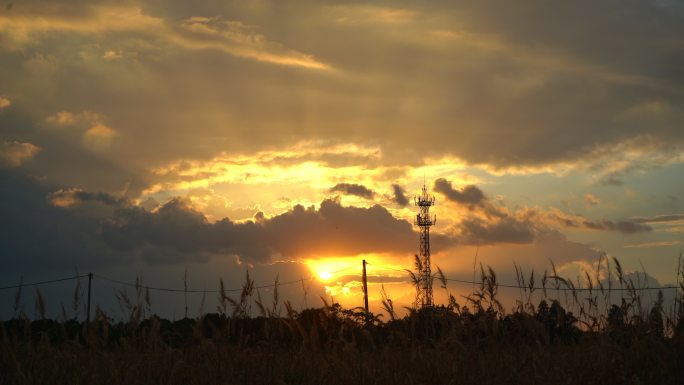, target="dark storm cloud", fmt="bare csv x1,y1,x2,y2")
453,207,652,247
0,169,455,271
582,220,652,234
329,183,375,199
537,212,653,234
0,104,148,196
539,209,655,234
633,214,684,223
101,198,274,262
0,170,134,272
459,216,536,245
391,184,409,206
49,188,125,206
104,197,457,261
433,178,485,207
262,198,453,257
